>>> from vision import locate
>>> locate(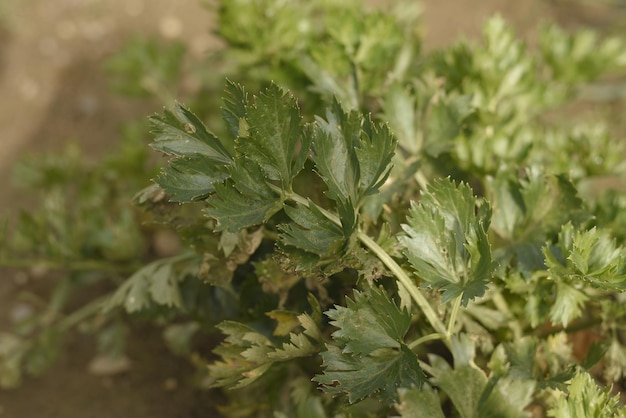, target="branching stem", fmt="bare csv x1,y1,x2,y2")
358,233,448,340
59,295,109,331
408,332,445,349
281,189,449,342
0,258,140,275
